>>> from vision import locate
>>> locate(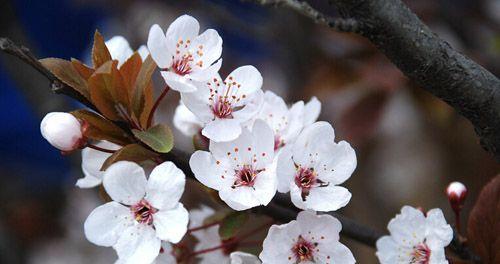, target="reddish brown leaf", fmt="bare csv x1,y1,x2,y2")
100,143,159,171
71,58,94,80
92,30,112,68
88,61,121,120
120,52,142,94
140,82,154,128
71,109,130,146
132,55,156,123
467,174,500,264
39,58,89,99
